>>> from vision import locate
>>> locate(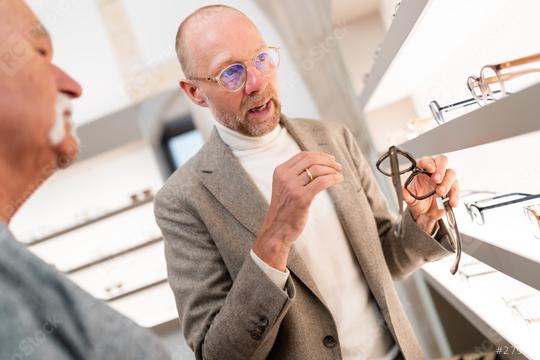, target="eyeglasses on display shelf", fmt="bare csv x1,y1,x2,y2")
428,91,502,125
188,46,280,92
376,146,462,274
502,292,540,308
465,193,540,225
105,282,125,299
456,261,498,286
524,204,540,239
130,188,154,204
27,189,156,247
105,278,169,303
467,52,540,106
64,235,164,275
392,1,401,18
503,293,540,329
460,190,497,199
